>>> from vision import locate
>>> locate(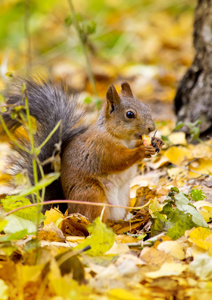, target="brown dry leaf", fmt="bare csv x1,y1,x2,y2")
107,218,147,235
140,247,175,268
115,235,139,244
38,223,65,242
132,186,157,208
63,213,90,237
